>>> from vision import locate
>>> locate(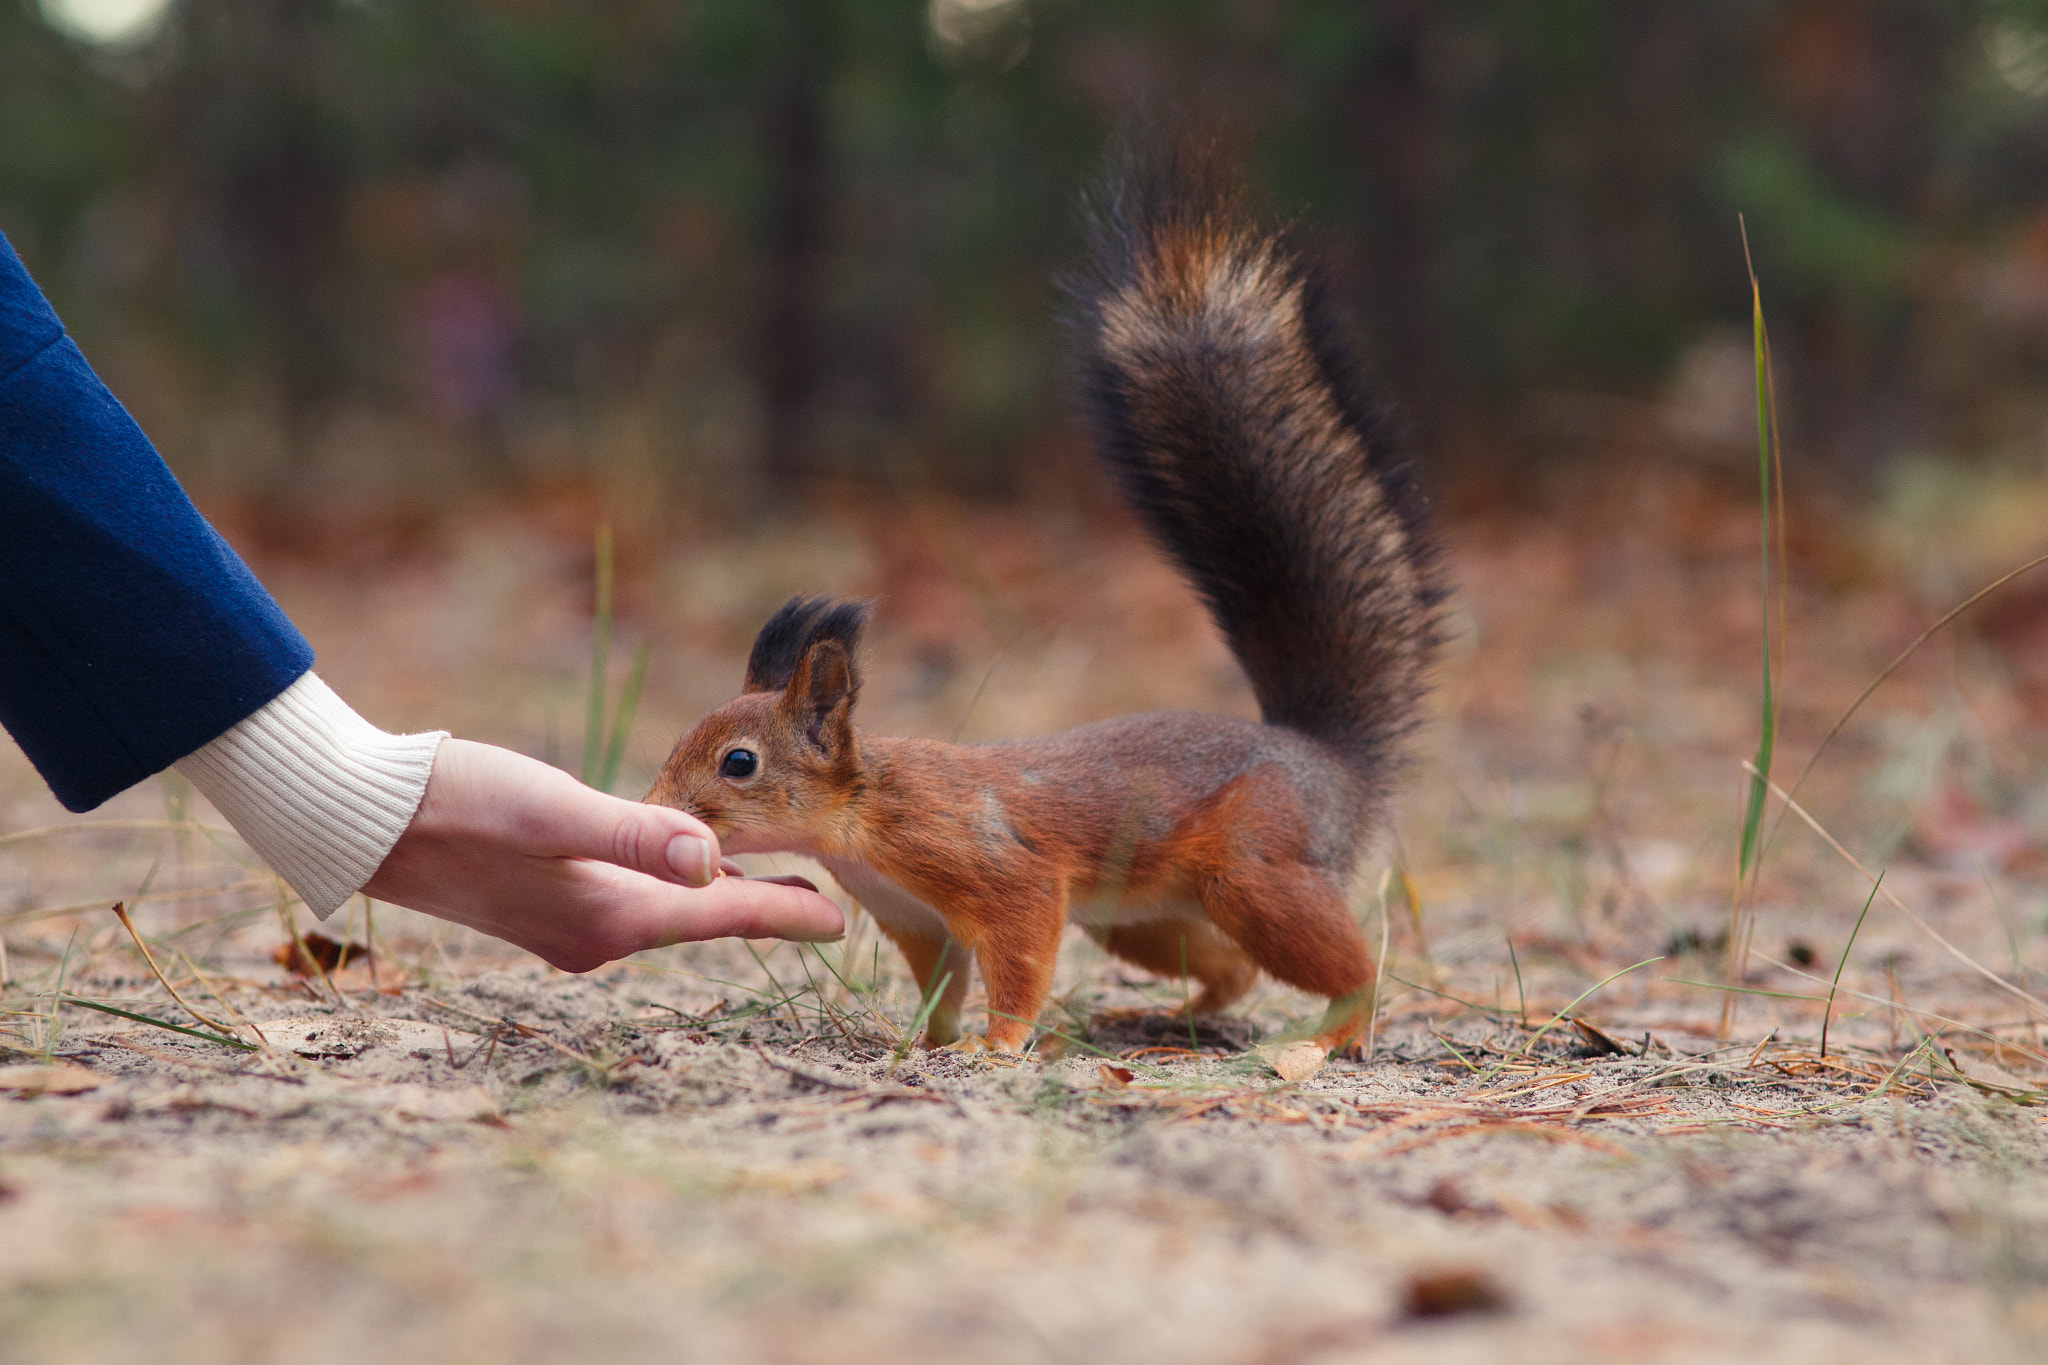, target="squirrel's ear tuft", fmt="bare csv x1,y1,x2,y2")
743,596,874,693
